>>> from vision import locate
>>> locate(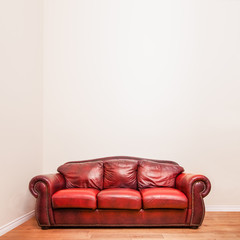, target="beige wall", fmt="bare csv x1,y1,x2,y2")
43,0,240,206
0,0,43,227
0,1,239,229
